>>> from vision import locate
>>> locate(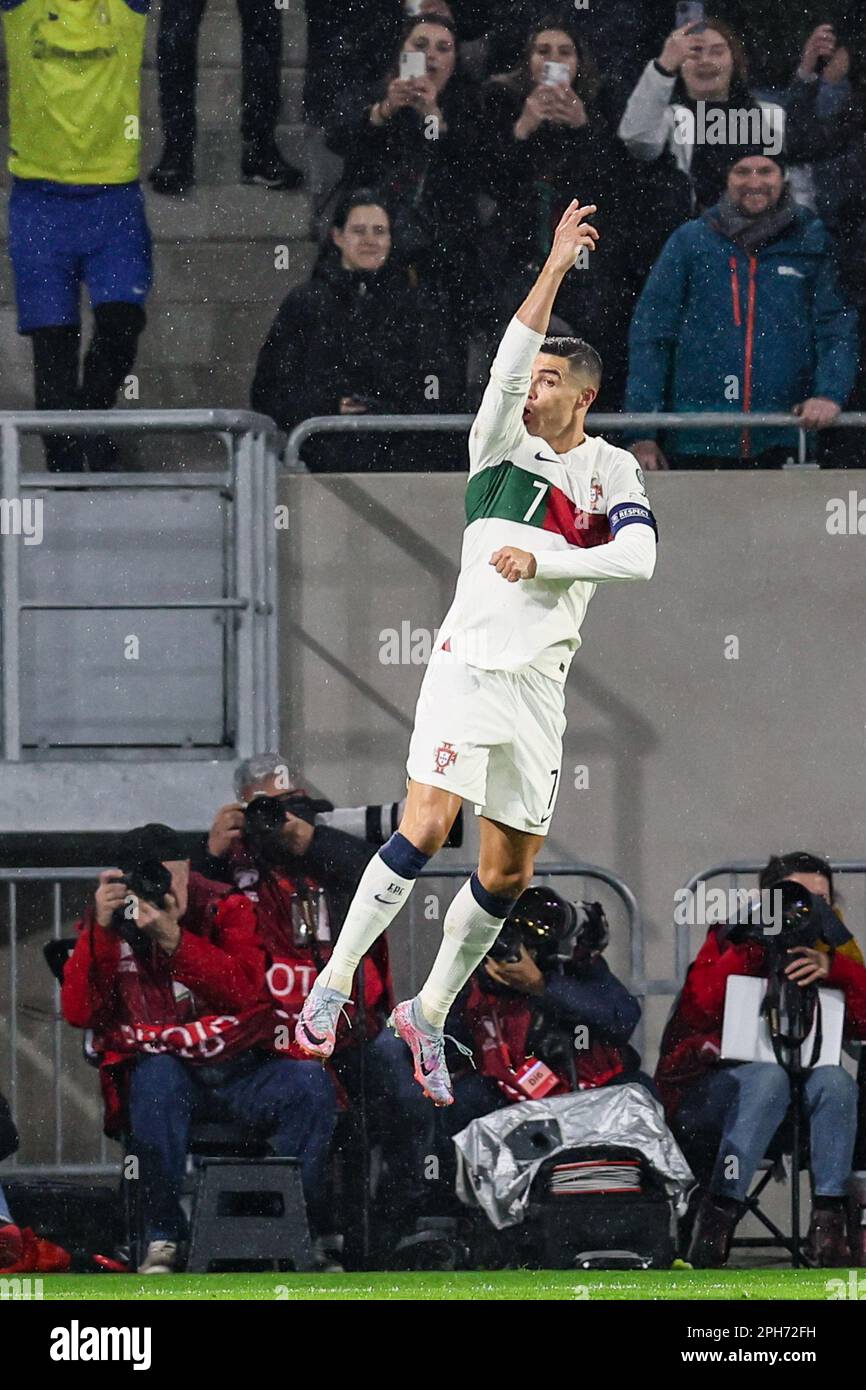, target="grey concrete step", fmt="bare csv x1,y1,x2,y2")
127,363,255,410
154,239,315,303
144,184,311,240
140,65,305,129
142,6,306,66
